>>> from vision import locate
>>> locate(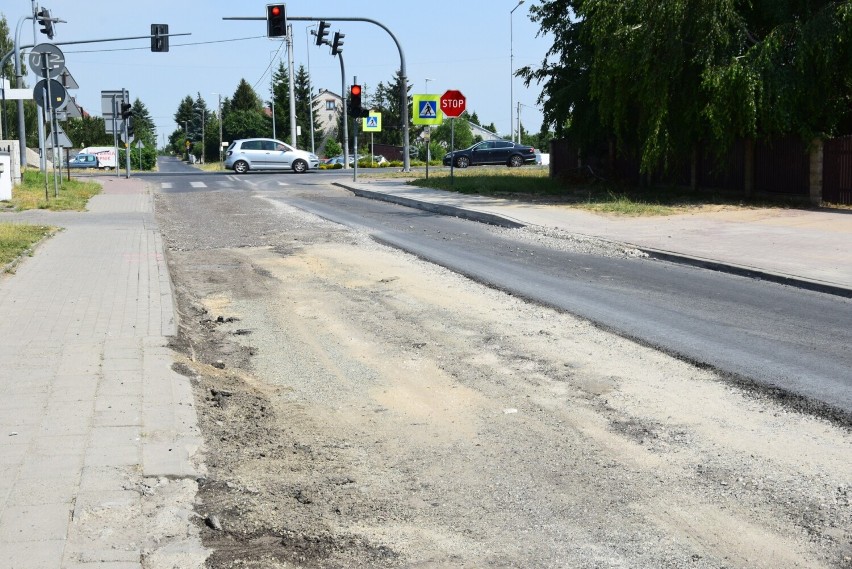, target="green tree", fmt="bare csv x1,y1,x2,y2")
522,0,852,175
432,111,474,150
293,64,321,150
173,95,195,139
0,14,39,145
370,71,411,146
270,62,290,139
65,116,112,148
702,0,852,144
324,137,342,158
130,99,155,146
518,0,599,144
223,79,270,143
